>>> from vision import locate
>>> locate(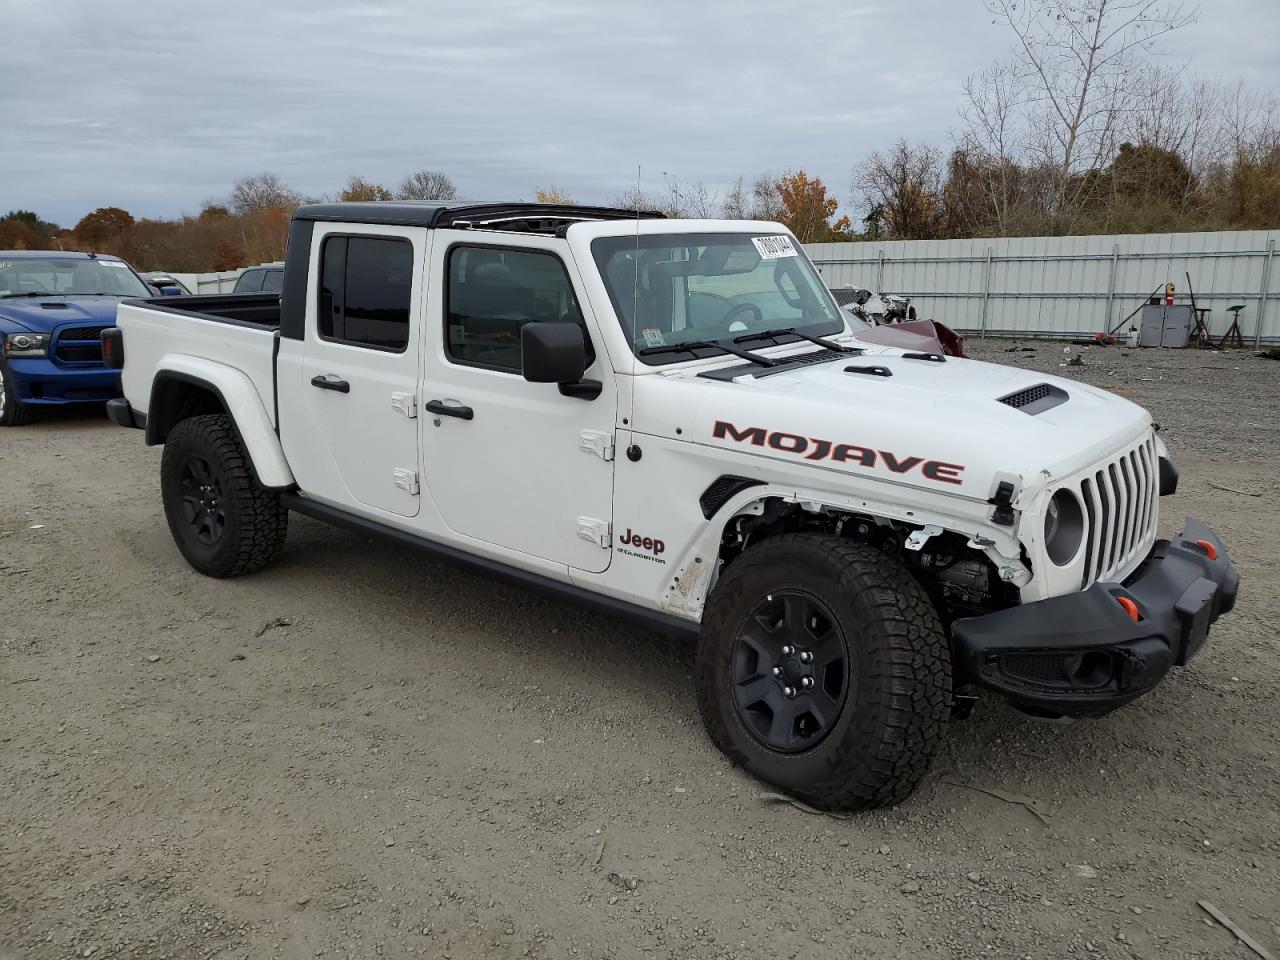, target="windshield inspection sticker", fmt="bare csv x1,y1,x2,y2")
641,327,667,347
752,235,798,259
